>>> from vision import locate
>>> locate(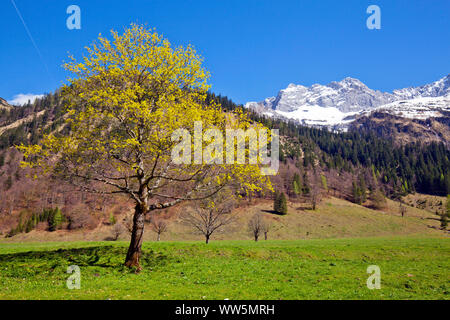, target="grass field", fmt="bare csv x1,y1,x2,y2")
0,237,448,300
